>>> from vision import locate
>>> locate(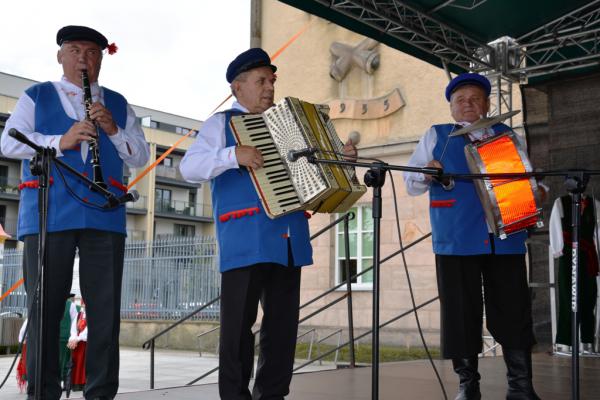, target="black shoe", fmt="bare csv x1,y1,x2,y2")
452,357,481,400
503,348,541,400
